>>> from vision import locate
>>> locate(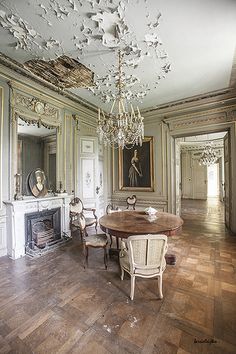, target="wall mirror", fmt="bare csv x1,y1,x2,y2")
17,118,57,196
